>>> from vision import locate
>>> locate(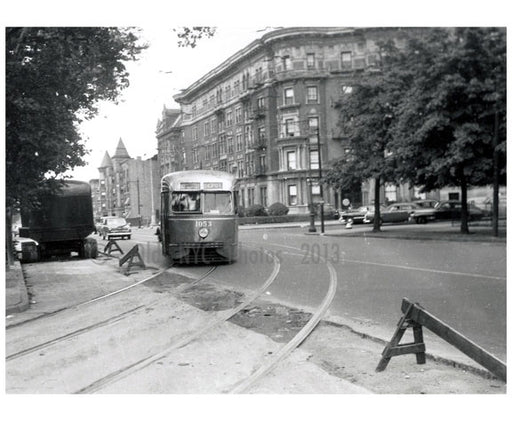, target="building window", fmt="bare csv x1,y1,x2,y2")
286,150,297,170
309,149,319,169
192,126,198,141
260,186,267,207
235,107,242,124
259,154,266,173
237,159,245,178
226,110,233,126
341,51,352,69
245,125,253,147
248,188,255,206
234,80,240,95
282,55,291,70
284,87,294,105
285,118,297,137
211,117,217,134
341,85,353,94
306,86,318,103
257,127,266,142
257,97,265,110
219,135,226,155
236,133,243,152
385,184,397,203
204,121,210,137
306,53,315,69
288,185,297,206
227,136,234,154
